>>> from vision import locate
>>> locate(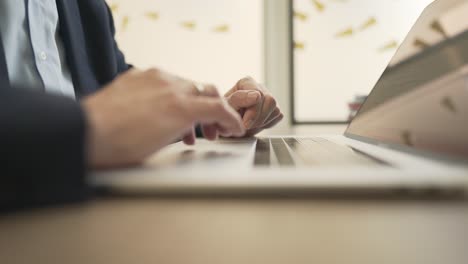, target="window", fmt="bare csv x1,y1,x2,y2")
106,0,264,94
292,0,434,123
